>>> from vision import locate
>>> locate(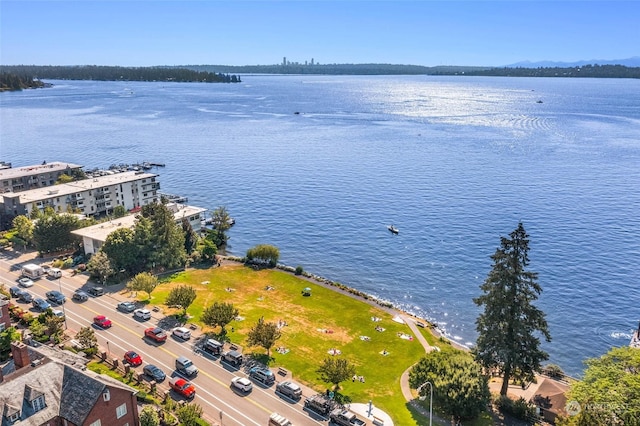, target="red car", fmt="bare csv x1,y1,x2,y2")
93,315,112,328
124,350,143,367
169,377,196,399
144,327,167,343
